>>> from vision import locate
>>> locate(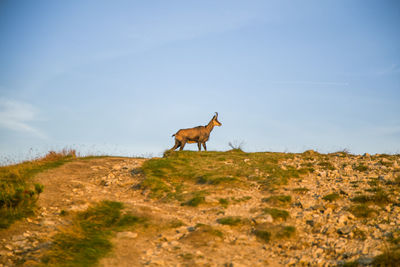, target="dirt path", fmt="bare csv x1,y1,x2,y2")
0,157,274,266
1,155,399,266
